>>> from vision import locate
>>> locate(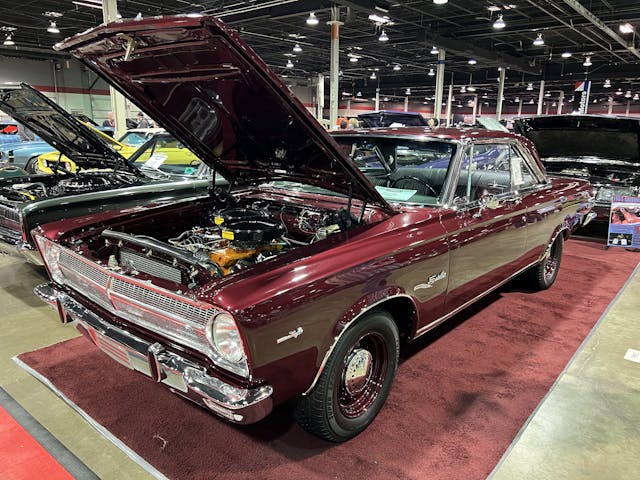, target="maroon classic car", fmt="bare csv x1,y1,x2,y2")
33,15,593,442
